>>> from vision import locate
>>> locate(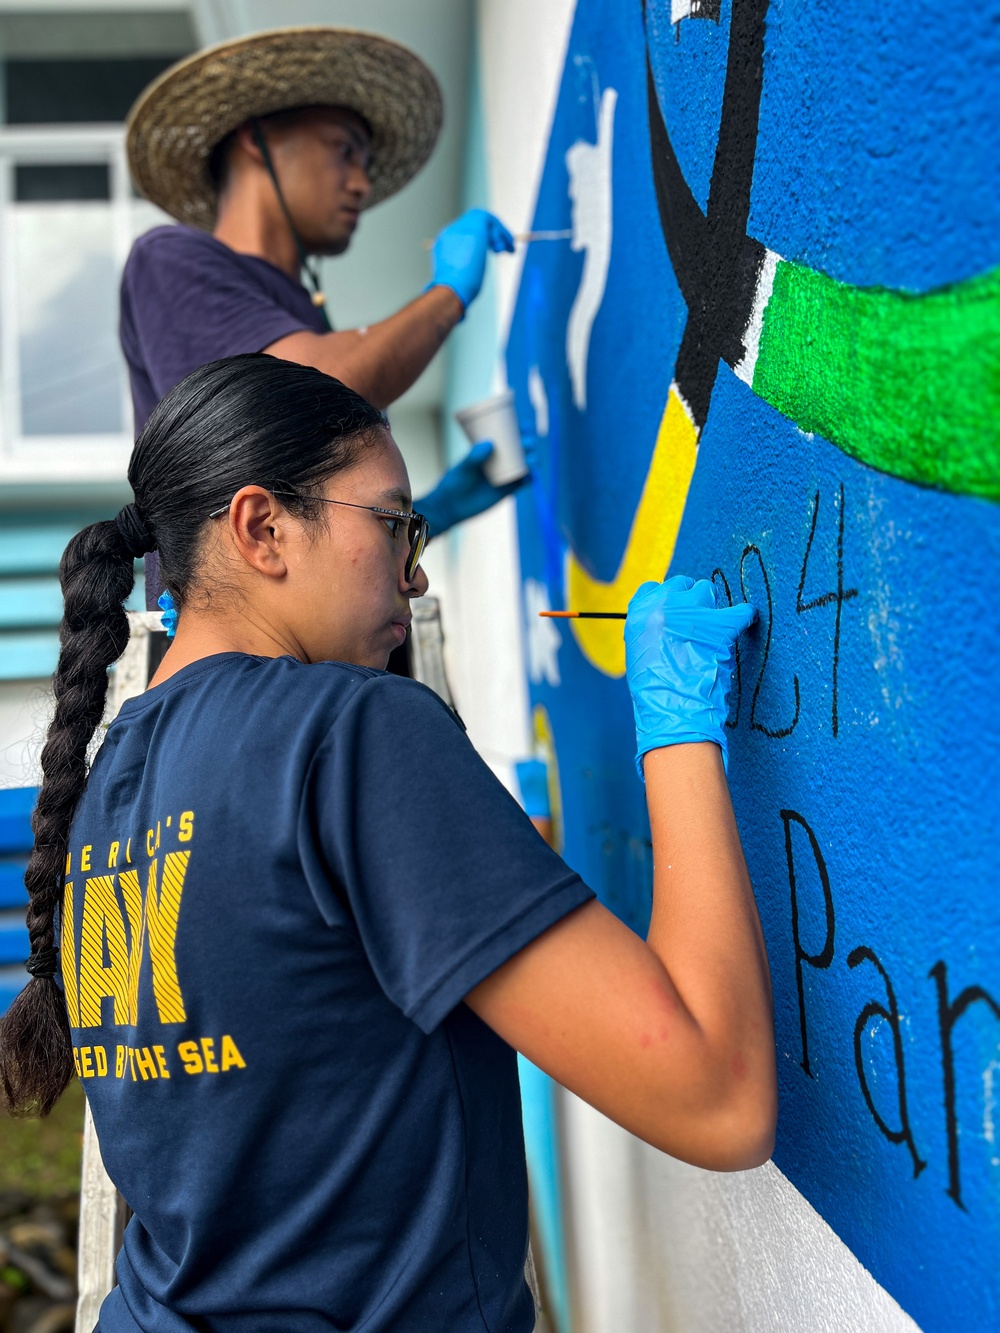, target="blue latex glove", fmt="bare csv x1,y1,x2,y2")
515,759,551,819
425,208,515,312
157,590,178,638
625,575,756,778
417,441,529,538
